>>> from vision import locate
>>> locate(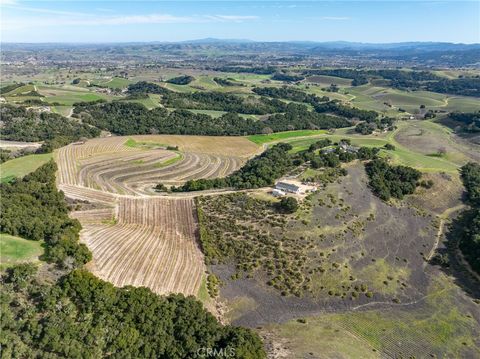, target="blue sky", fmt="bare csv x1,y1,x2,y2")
1,1,479,43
